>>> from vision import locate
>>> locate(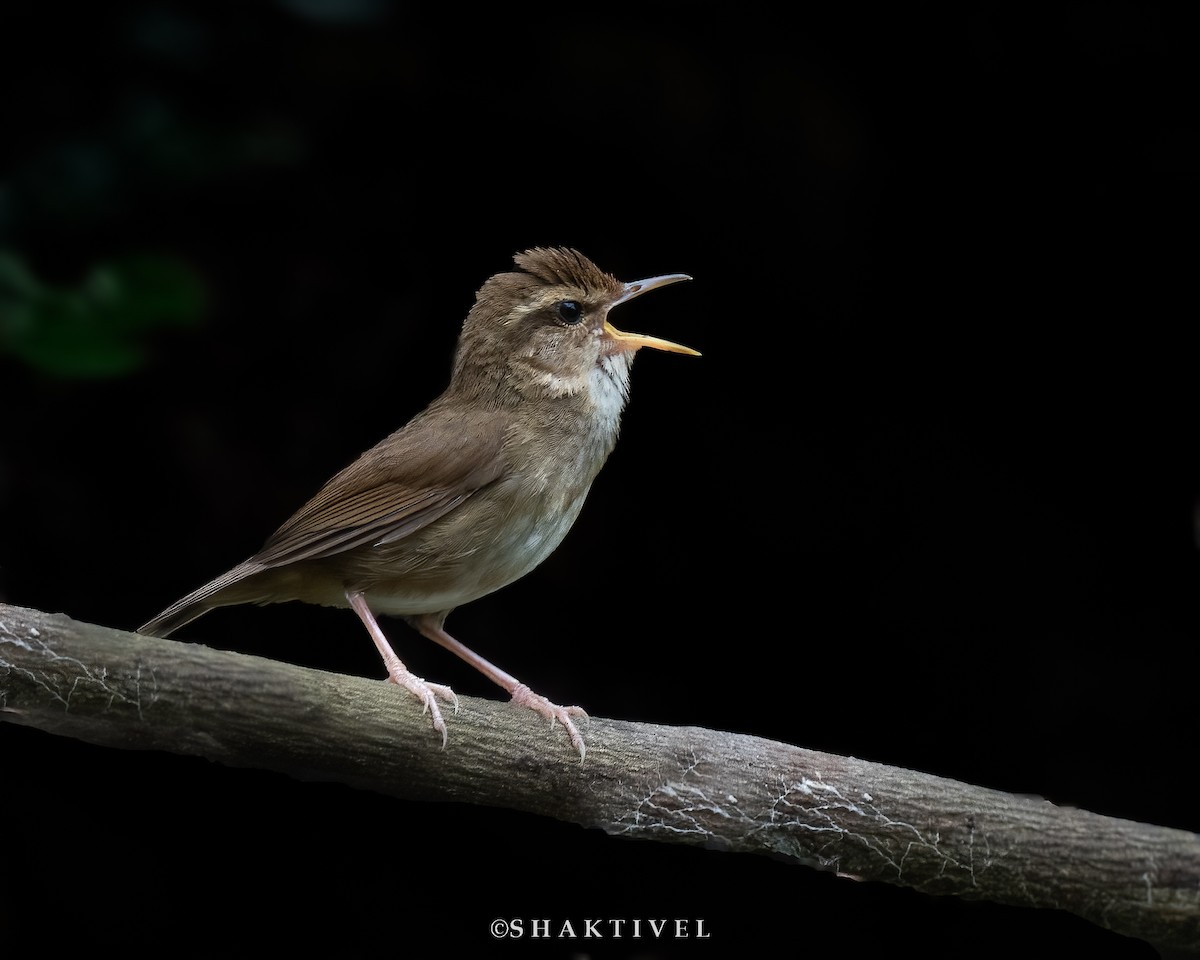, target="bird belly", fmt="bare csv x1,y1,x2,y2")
351,486,590,617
